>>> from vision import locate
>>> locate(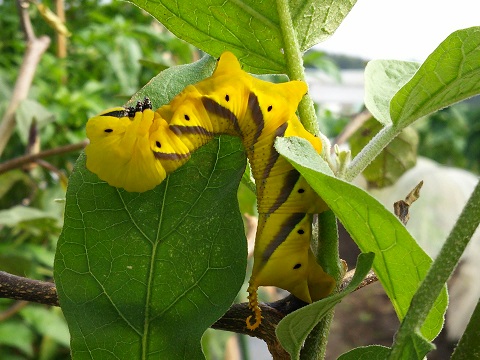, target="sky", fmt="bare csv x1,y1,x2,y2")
314,0,479,62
